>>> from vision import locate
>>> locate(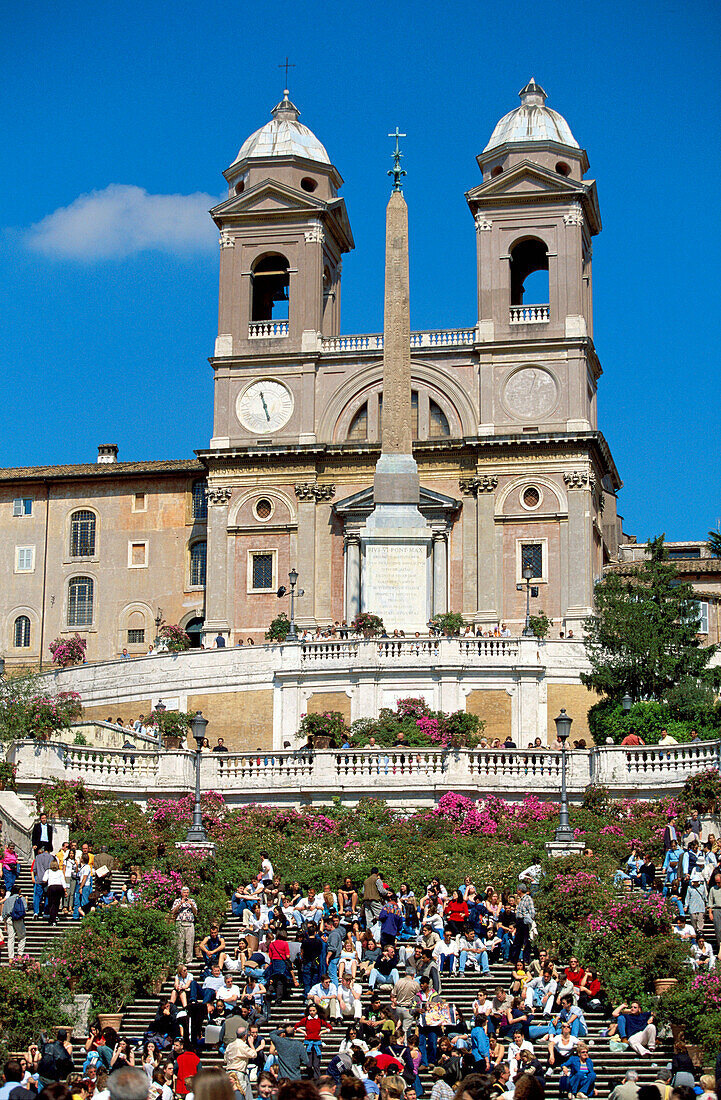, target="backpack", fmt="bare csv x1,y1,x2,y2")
11,896,25,921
